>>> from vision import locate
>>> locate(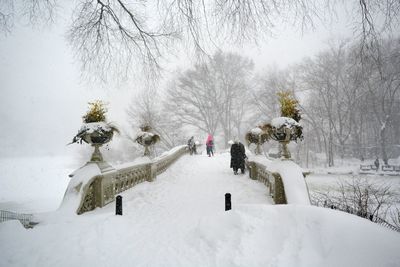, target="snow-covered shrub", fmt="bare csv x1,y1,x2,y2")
277,91,301,122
